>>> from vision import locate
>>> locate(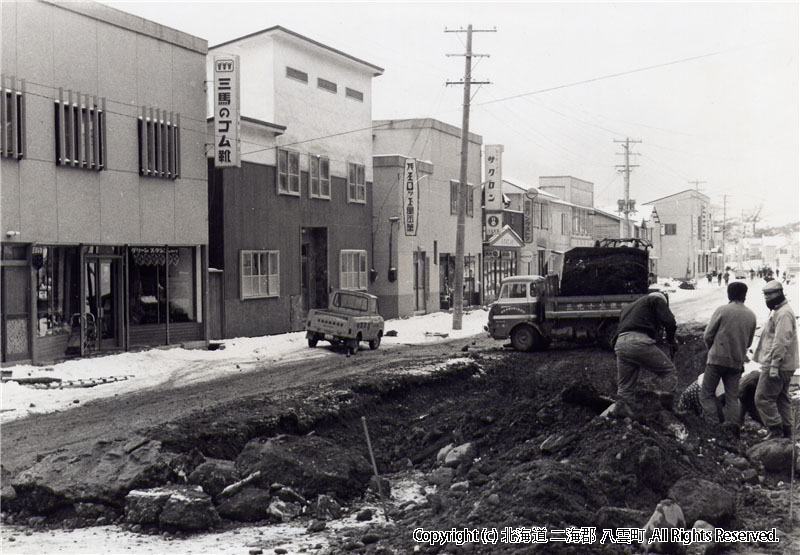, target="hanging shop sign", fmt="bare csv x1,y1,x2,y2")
213,54,241,168
523,199,533,243
484,144,504,212
404,158,418,236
